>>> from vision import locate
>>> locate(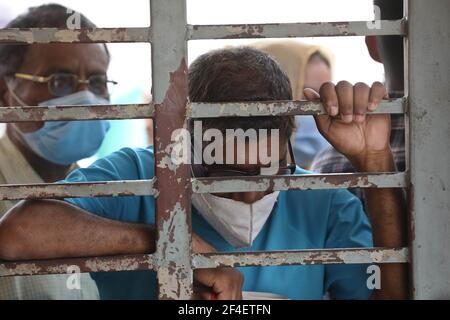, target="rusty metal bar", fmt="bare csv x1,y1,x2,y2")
0,247,408,278
152,0,193,300
0,27,150,44
0,20,405,44
188,98,405,119
187,19,406,40
8,98,402,122
0,179,157,201
0,104,153,122
408,0,450,299
0,254,155,277
192,172,407,194
193,247,409,269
